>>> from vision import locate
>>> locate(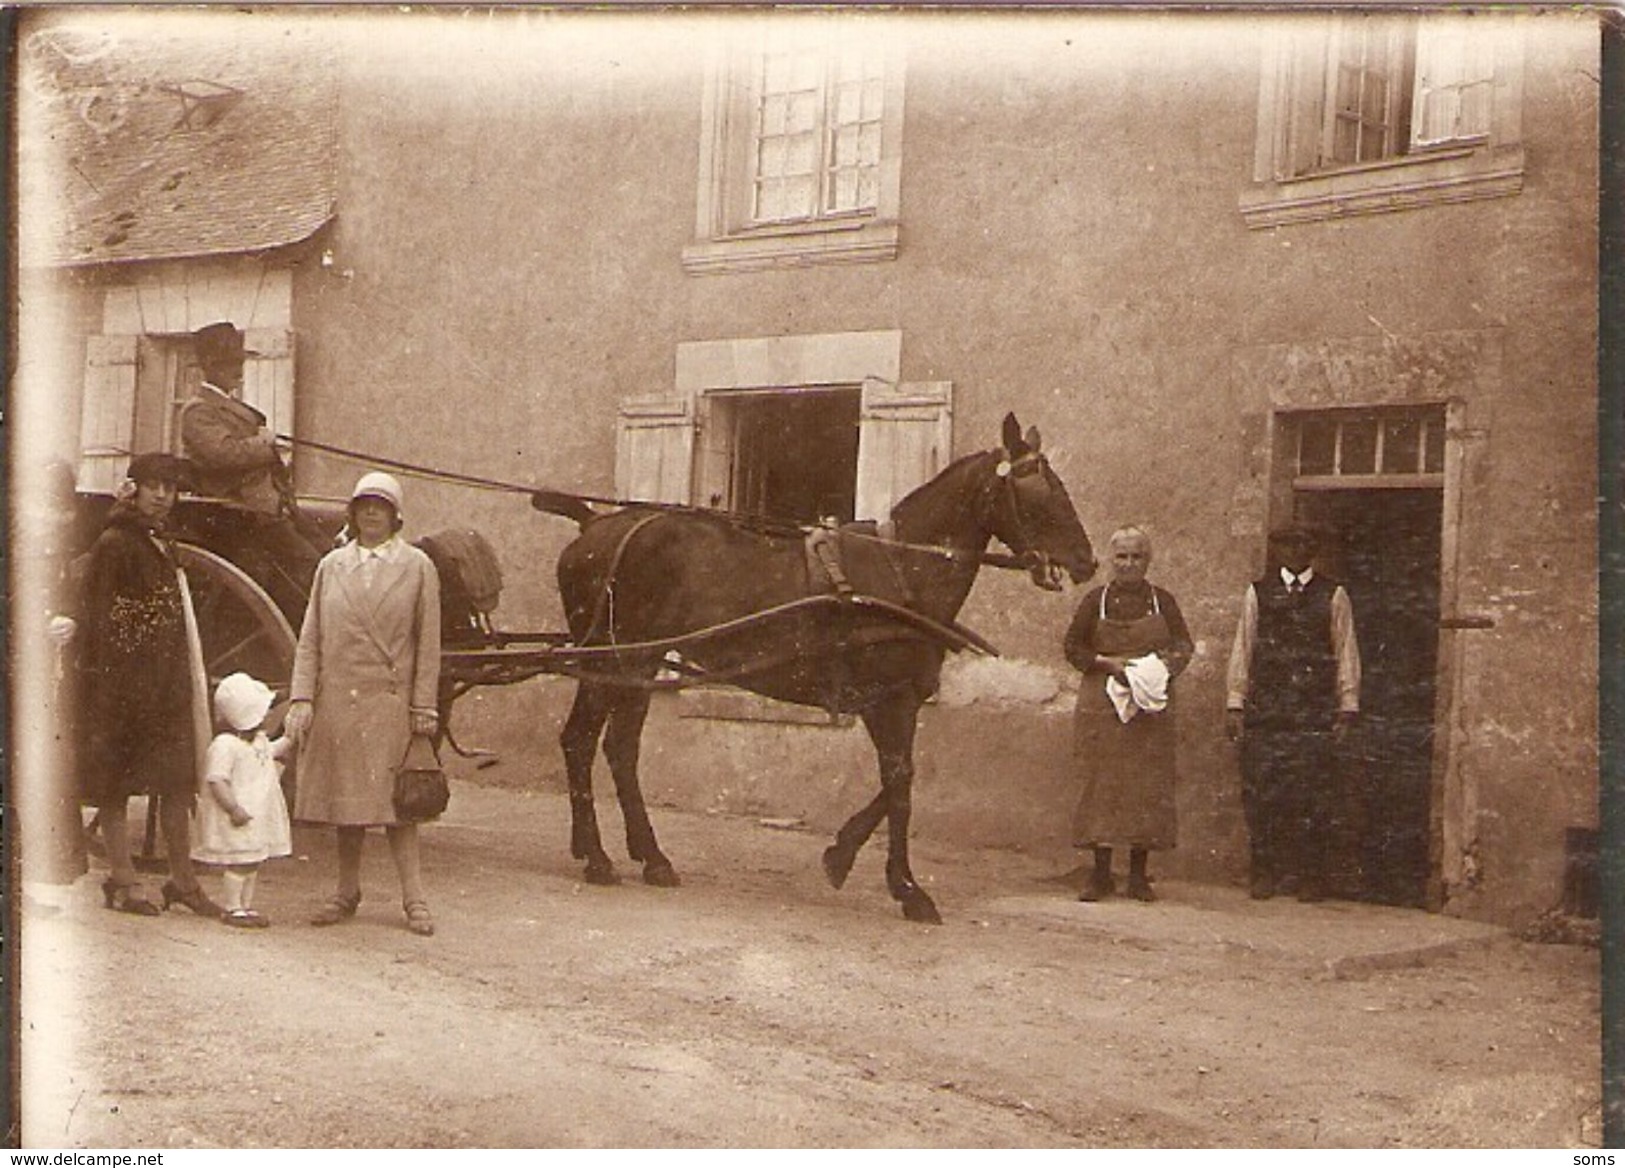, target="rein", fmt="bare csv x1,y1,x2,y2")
277,431,1043,575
